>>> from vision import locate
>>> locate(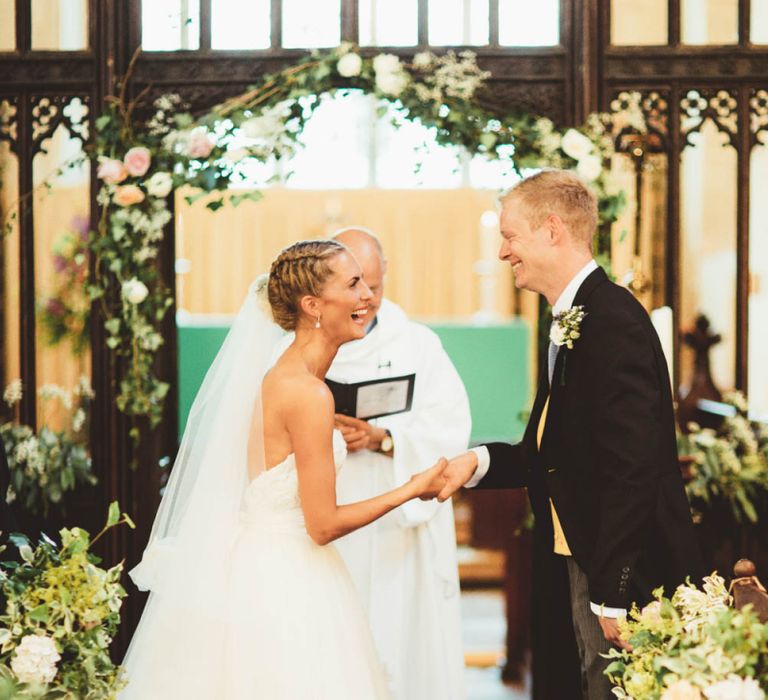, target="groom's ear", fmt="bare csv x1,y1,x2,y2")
546,214,568,245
